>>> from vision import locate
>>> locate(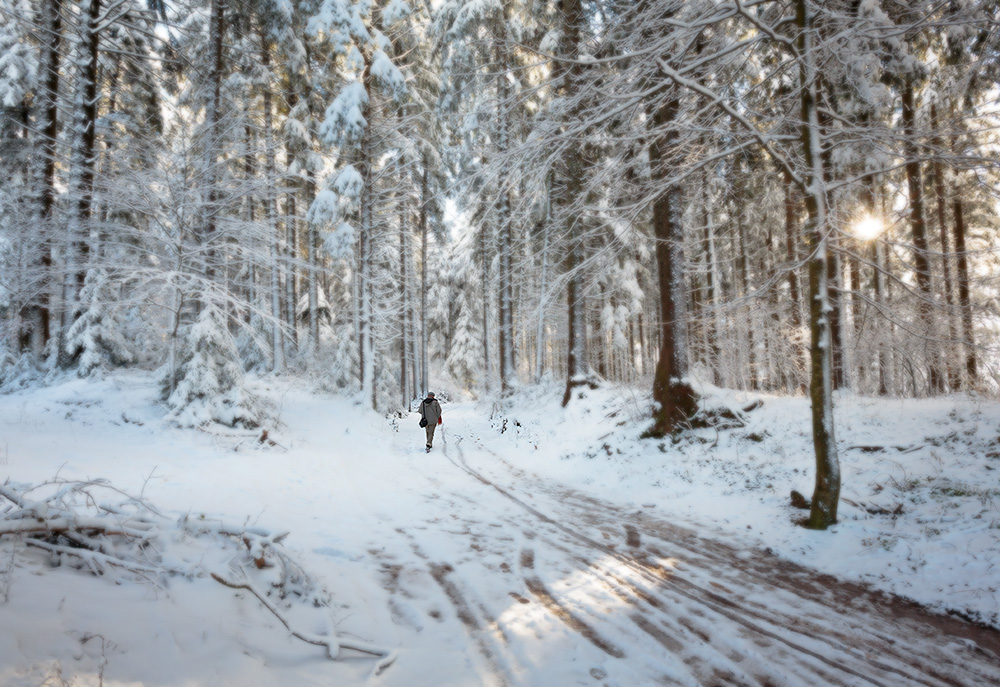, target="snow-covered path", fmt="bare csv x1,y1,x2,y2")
2,376,1000,686
366,424,1000,687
